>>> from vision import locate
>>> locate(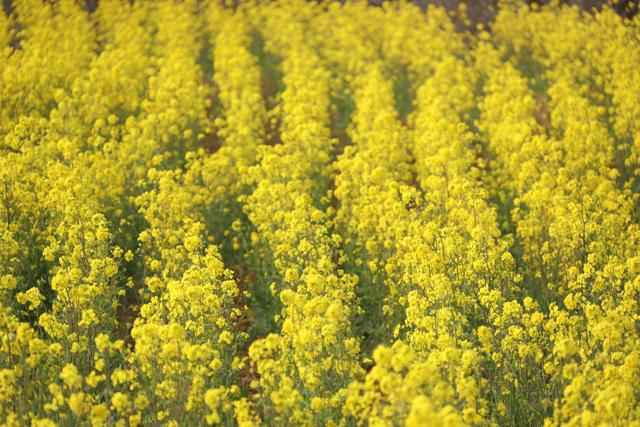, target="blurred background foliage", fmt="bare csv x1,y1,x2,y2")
2,0,639,23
